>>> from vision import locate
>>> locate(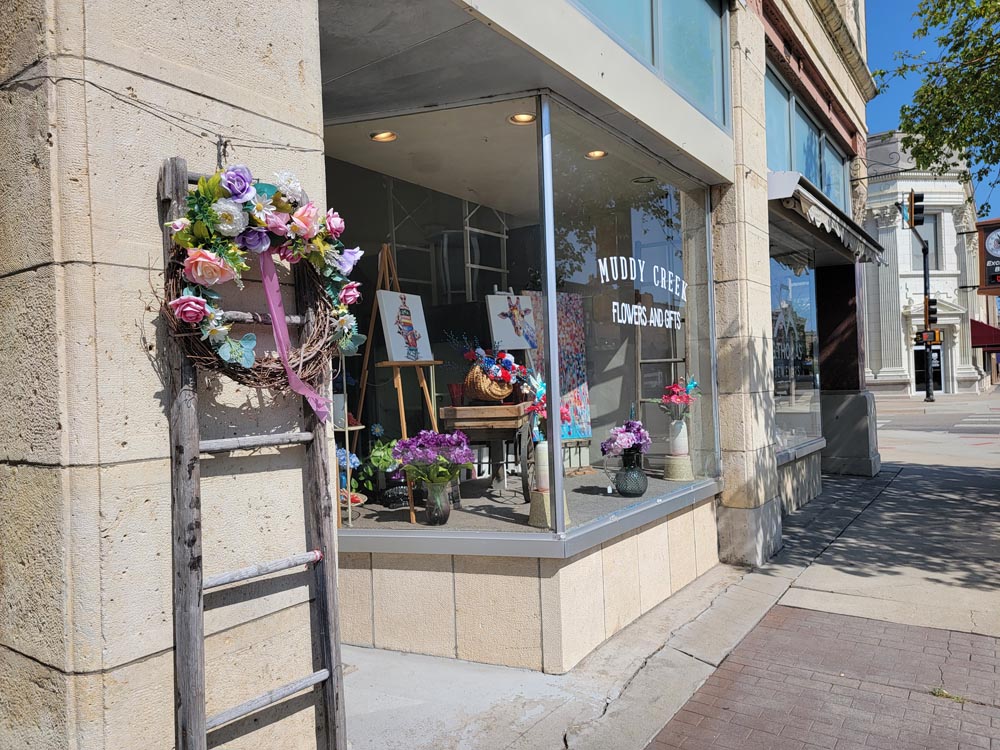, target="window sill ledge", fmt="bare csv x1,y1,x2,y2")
337,478,722,559
775,437,826,467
